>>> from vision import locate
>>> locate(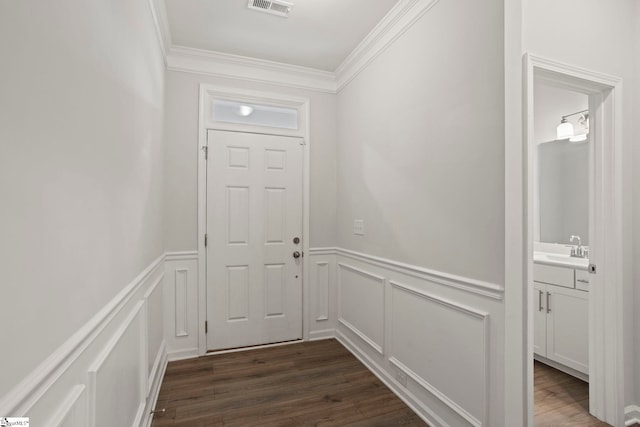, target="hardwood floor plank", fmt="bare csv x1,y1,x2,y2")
152,339,427,426
534,361,610,427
